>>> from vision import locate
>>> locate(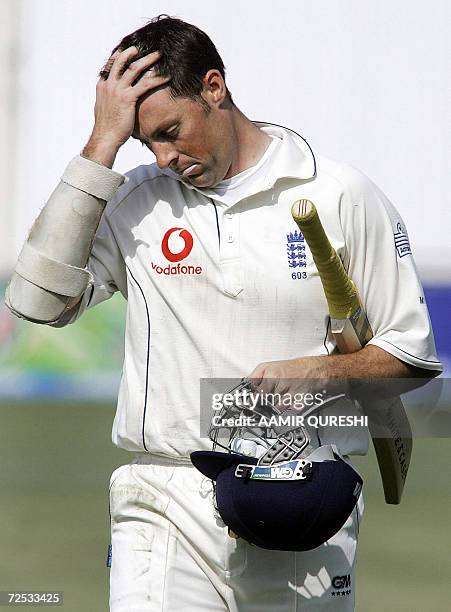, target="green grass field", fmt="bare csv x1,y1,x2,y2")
0,401,450,611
